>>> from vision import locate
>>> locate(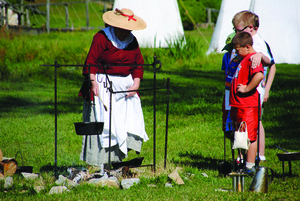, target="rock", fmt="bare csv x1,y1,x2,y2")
55,175,78,188
49,186,70,194
71,171,87,183
21,172,39,180
168,169,184,185
121,178,140,189
88,176,120,188
4,176,13,189
67,179,79,188
215,188,231,192
165,183,173,188
55,175,67,185
202,173,208,178
147,184,157,188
